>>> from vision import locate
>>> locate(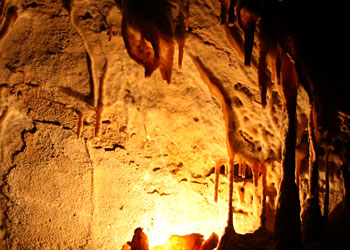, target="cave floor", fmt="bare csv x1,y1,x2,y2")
305,206,350,250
